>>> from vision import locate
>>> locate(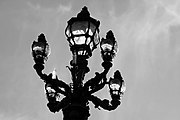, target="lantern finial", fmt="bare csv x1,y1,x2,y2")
77,6,90,19
114,70,122,80
106,30,115,41
38,33,45,40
